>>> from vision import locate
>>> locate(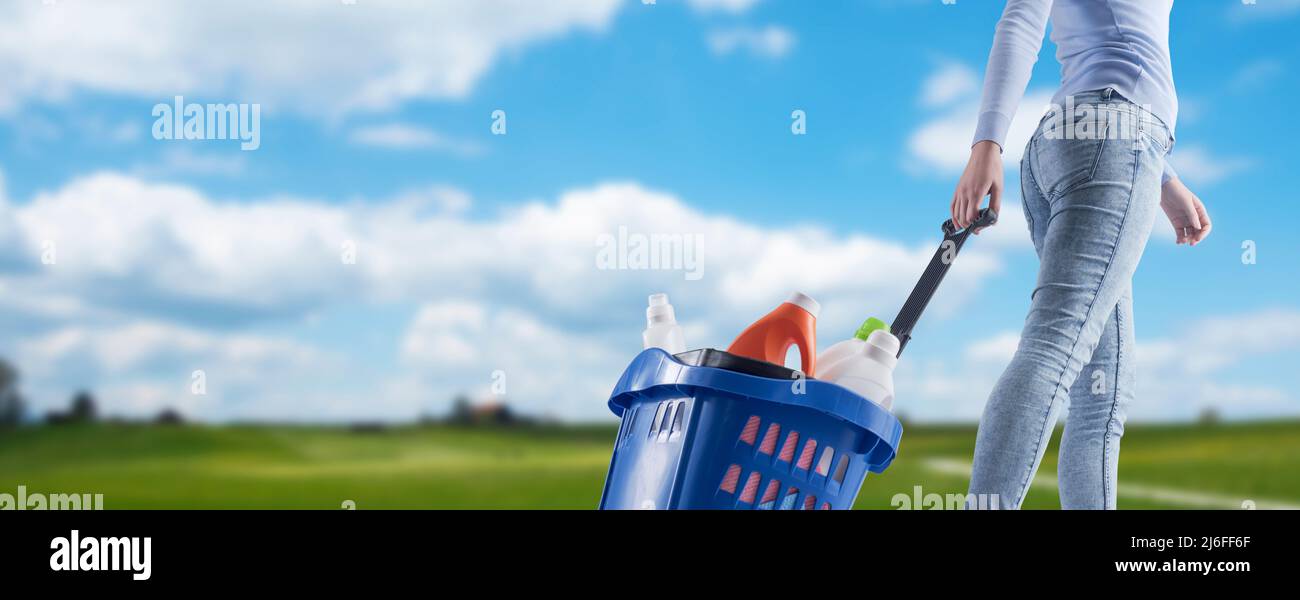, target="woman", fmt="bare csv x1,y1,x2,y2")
953,0,1211,509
